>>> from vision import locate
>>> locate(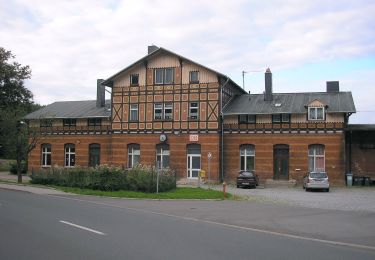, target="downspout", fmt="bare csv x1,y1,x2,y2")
220,77,230,183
